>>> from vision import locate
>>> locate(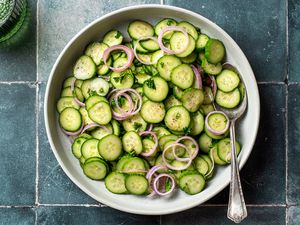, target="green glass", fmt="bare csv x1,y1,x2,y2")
0,0,27,43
